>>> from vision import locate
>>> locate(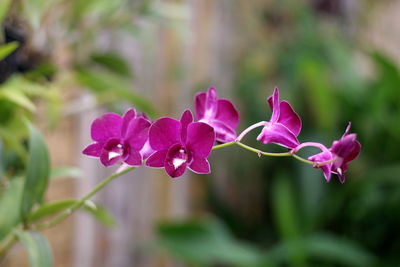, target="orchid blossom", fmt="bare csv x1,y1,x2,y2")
195,87,239,143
